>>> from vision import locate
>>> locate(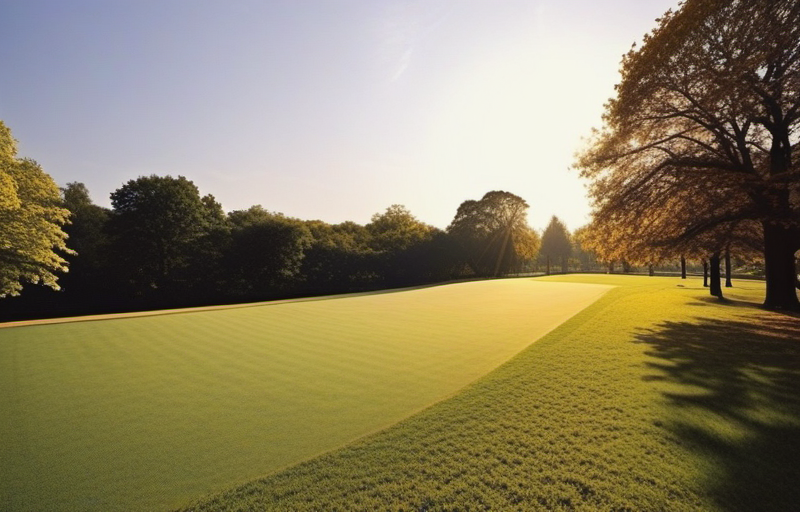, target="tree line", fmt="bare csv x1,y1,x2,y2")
8,0,797,318
2,134,601,321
